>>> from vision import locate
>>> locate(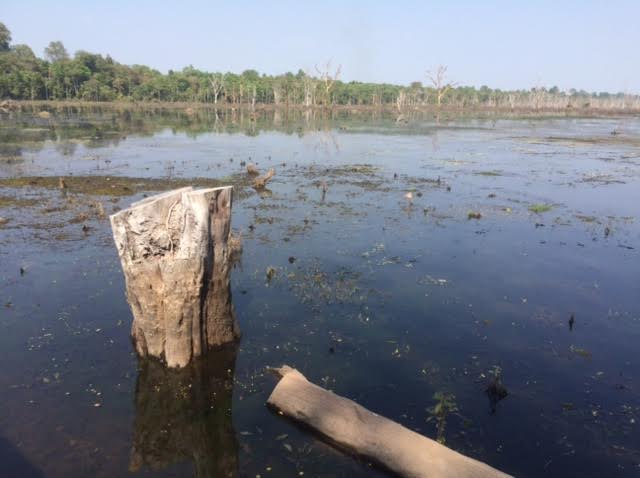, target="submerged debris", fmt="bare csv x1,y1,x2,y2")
486,366,508,415
253,168,275,190
265,266,277,282
247,164,259,175
569,345,592,359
